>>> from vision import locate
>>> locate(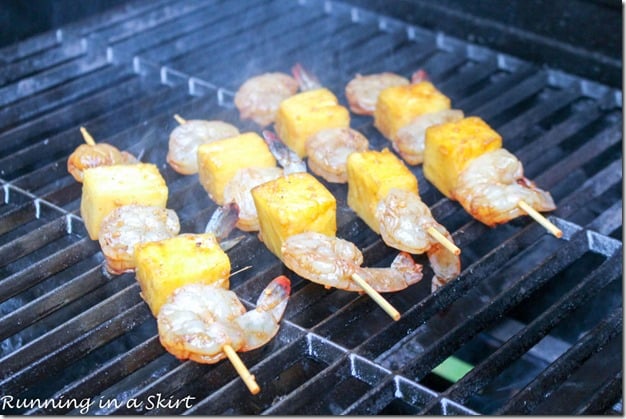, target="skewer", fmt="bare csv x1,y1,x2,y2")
173,114,187,125
350,272,401,321
518,200,563,238
427,226,461,255
222,344,260,395
80,126,96,146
